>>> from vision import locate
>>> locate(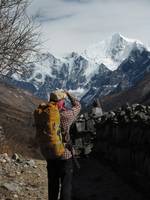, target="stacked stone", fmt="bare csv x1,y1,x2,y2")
94,104,150,177
71,112,96,156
